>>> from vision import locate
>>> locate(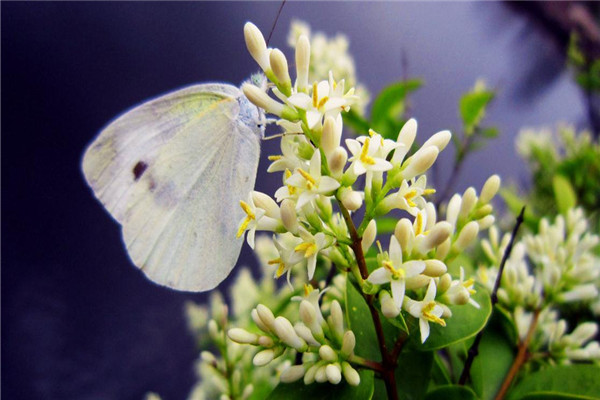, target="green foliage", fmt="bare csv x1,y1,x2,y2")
425,385,478,400
471,327,514,400
507,365,600,400
370,79,423,140
410,284,492,351
266,369,375,400
345,278,381,362
552,174,577,214
396,350,434,400
567,32,600,92
459,87,495,136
